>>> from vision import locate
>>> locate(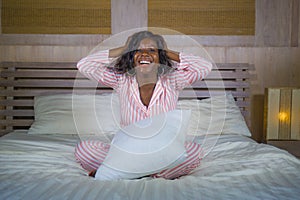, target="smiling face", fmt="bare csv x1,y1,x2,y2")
133,38,160,74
